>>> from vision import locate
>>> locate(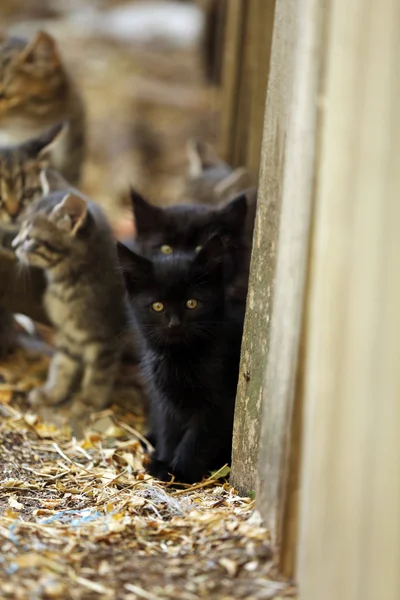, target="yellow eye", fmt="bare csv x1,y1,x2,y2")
195,245,202,254
186,299,198,310
152,302,164,312
161,245,173,255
